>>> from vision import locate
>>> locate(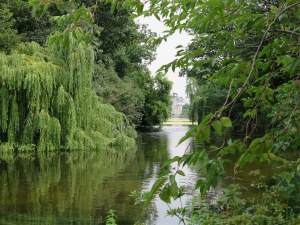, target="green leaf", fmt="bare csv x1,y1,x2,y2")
202,113,214,124
171,60,177,72
150,177,167,195
170,182,178,197
220,117,232,128
160,185,171,203
195,134,204,143
230,62,247,77
159,169,171,177
297,7,300,18
207,0,223,8
177,130,193,146
186,151,200,166
211,176,218,188
177,170,185,176
162,156,181,168
195,179,205,190
84,34,89,45
64,32,71,49
212,120,222,136
144,177,168,207
137,3,144,14
195,113,214,141
203,126,211,143
111,0,117,12
169,174,176,183
48,36,57,46
249,138,261,149
265,139,273,151
154,13,160,21
186,125,197,136
290,58,300,77
206,162,215,177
